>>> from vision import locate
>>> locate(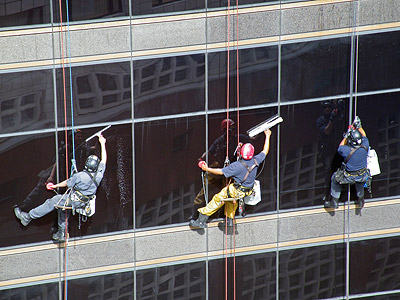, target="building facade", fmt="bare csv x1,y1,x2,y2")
1,0,400,299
